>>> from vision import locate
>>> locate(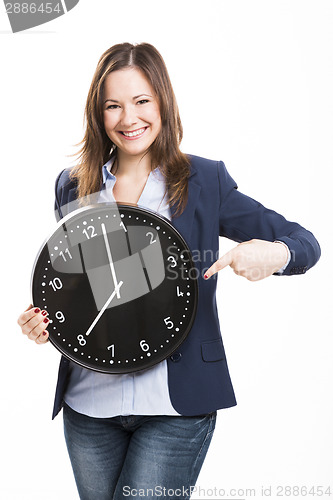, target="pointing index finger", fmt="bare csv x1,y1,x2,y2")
204,251,233,279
